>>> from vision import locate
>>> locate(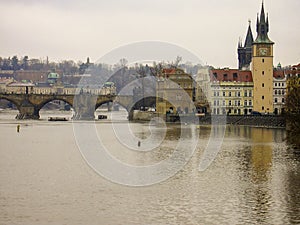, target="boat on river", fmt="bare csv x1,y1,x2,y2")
48,117,68,121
